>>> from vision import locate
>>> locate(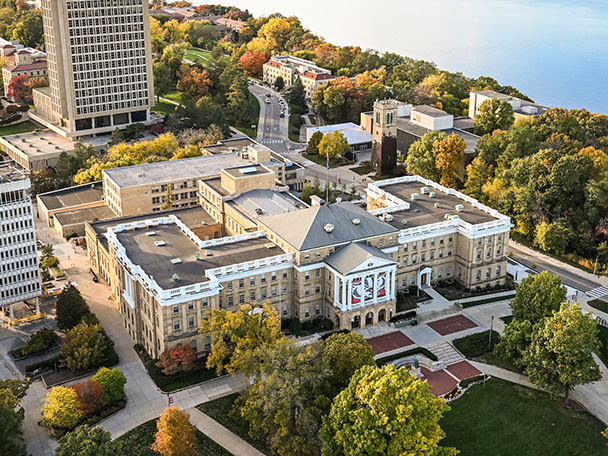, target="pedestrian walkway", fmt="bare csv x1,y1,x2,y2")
188,407,265,456
425,340,464,366
586,286,608,299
